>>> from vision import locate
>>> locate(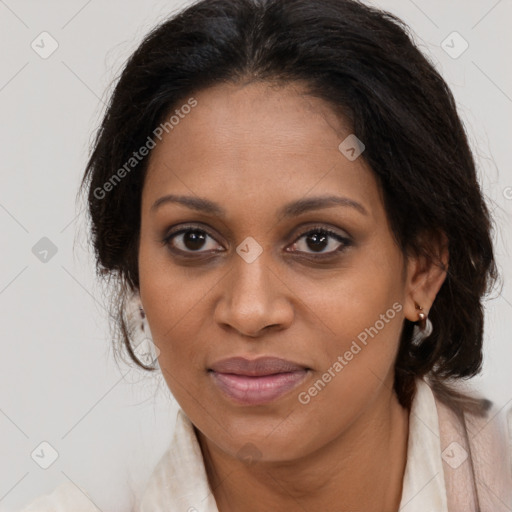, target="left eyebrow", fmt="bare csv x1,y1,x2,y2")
278,195,368,218
150,194,368,217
